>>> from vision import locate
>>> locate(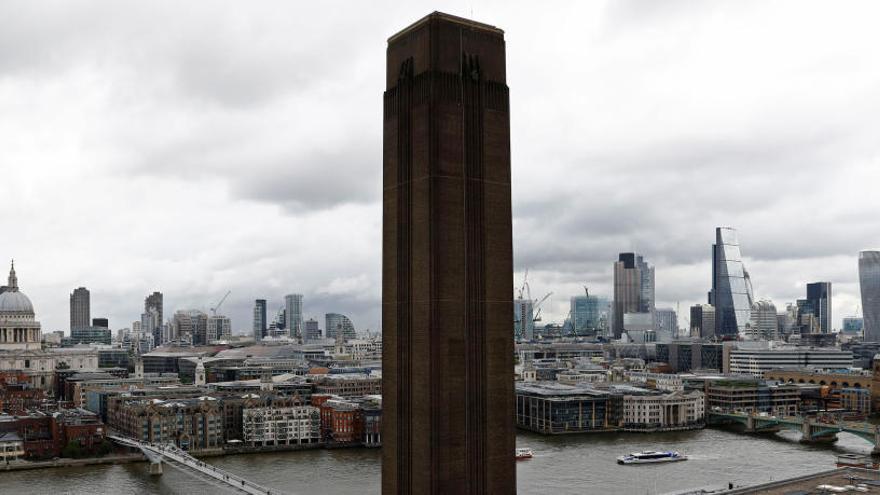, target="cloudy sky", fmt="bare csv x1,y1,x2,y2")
2,0,878,334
